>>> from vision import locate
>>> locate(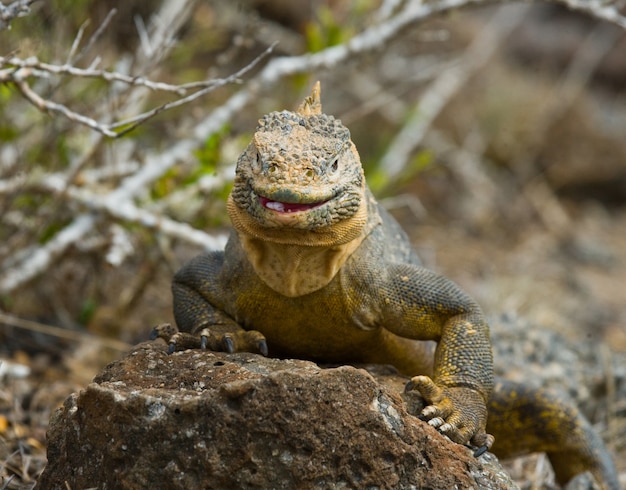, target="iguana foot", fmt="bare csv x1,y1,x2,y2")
150,323,268,356
406,375,494,452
